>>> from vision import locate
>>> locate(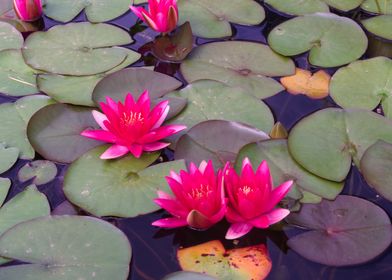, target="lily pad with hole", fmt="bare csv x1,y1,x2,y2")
27,103,102,164
0,184,50,265
287,195,392,266
18,160,58,186
362,15,392,40
361,0,392,14
22,22,132,76
361,140,392,202
181,41,295,99
0,215,132,280
288,108,392,182
268,13,368,67
330,57,392,118
0,144,18,174
63,146,185,217
0,21,23,51
264,0,329,16
176,0,265,38
236,139,343,203
43,0,131,23
175,120,269,169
